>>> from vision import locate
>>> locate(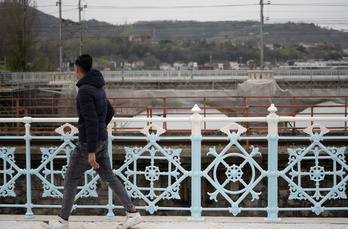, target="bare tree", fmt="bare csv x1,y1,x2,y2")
0,0,38,71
